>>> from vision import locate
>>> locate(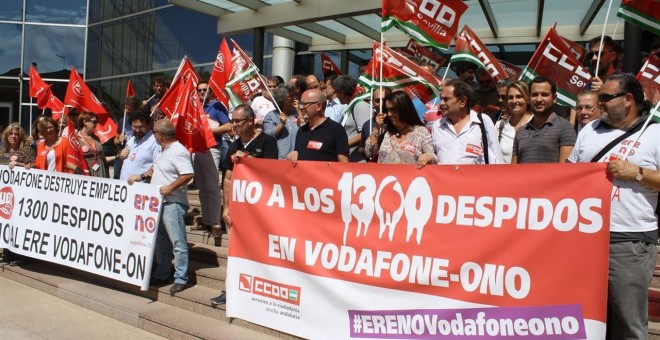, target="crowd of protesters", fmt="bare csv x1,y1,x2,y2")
1,35,659,339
